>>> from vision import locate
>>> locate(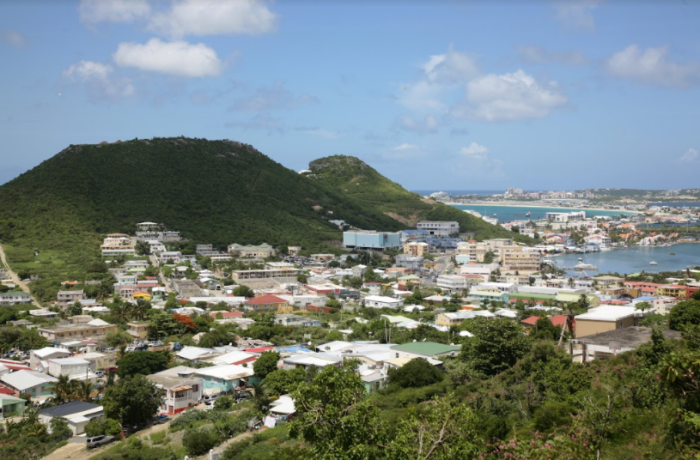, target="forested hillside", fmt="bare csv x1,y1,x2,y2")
308,155,532,243
0,138,518,285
